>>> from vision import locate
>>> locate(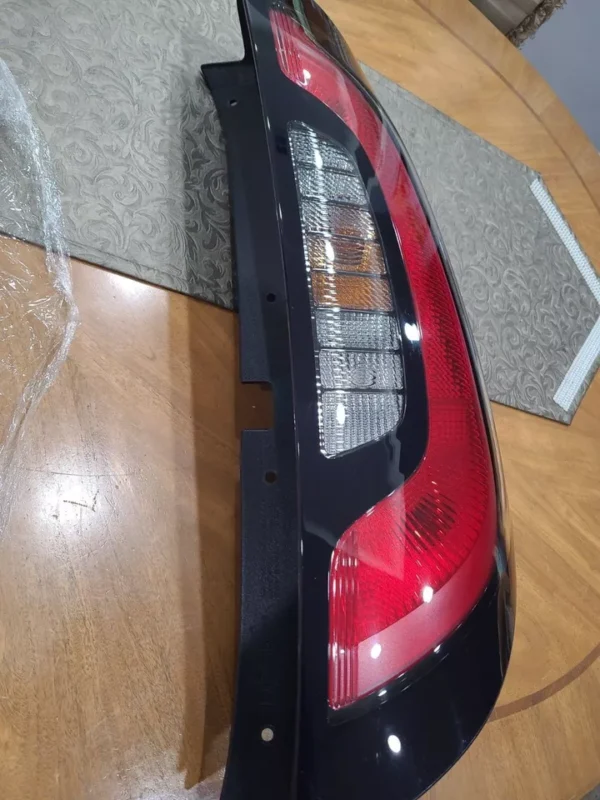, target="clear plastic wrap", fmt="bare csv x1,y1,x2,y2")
0,59,77,534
